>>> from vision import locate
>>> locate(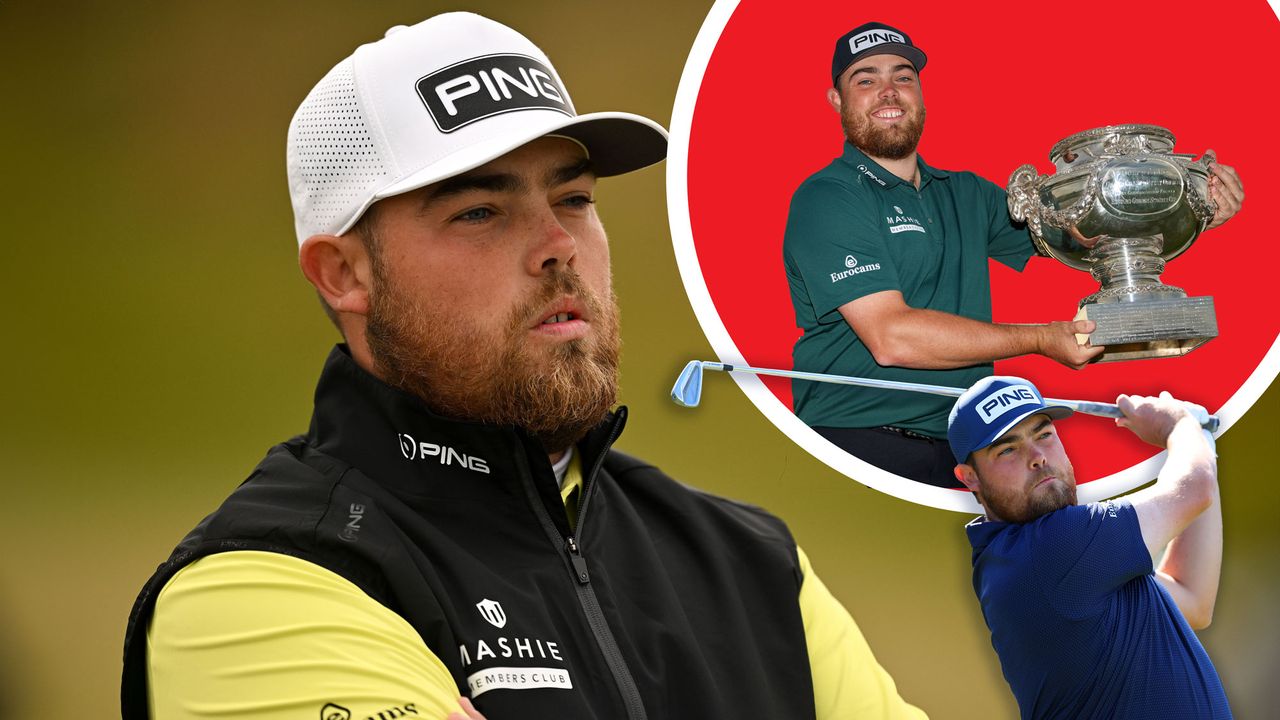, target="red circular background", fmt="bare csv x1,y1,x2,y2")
686,0,1280,483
